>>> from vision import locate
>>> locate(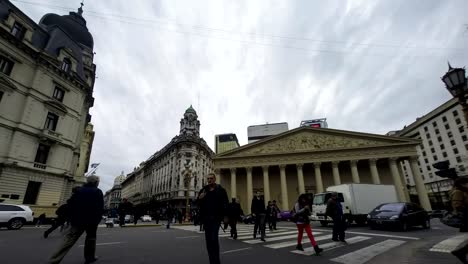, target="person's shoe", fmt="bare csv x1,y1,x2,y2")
84,256,99,264
452,250,468,264
261,238,266,242
296,244,304,251
253,233,256,239
340,239,347,243
233,234,237,240
314,245,323,255
43,231,49,239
